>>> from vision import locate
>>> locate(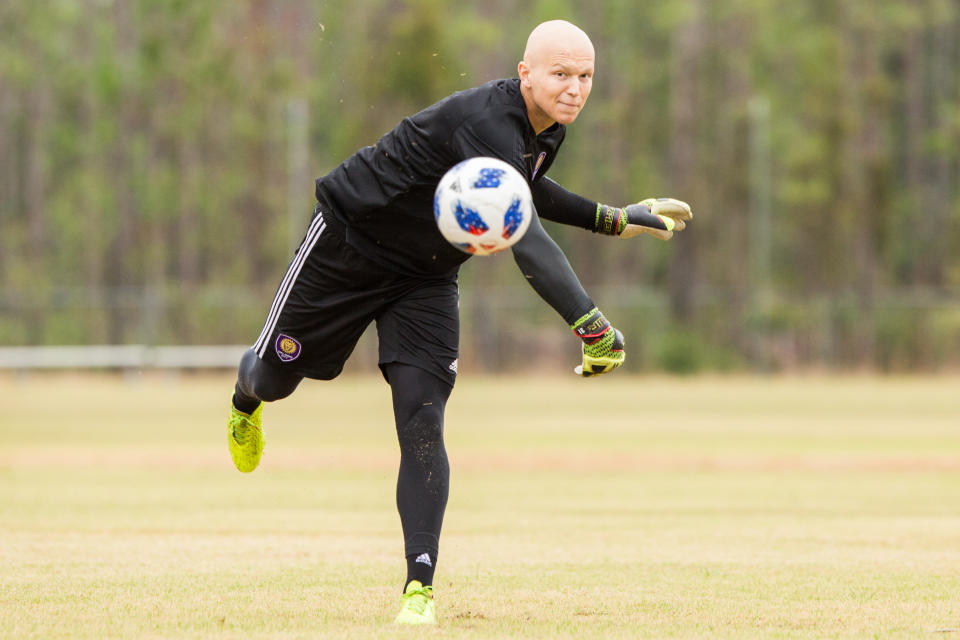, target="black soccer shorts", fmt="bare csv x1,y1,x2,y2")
252,207,460,386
